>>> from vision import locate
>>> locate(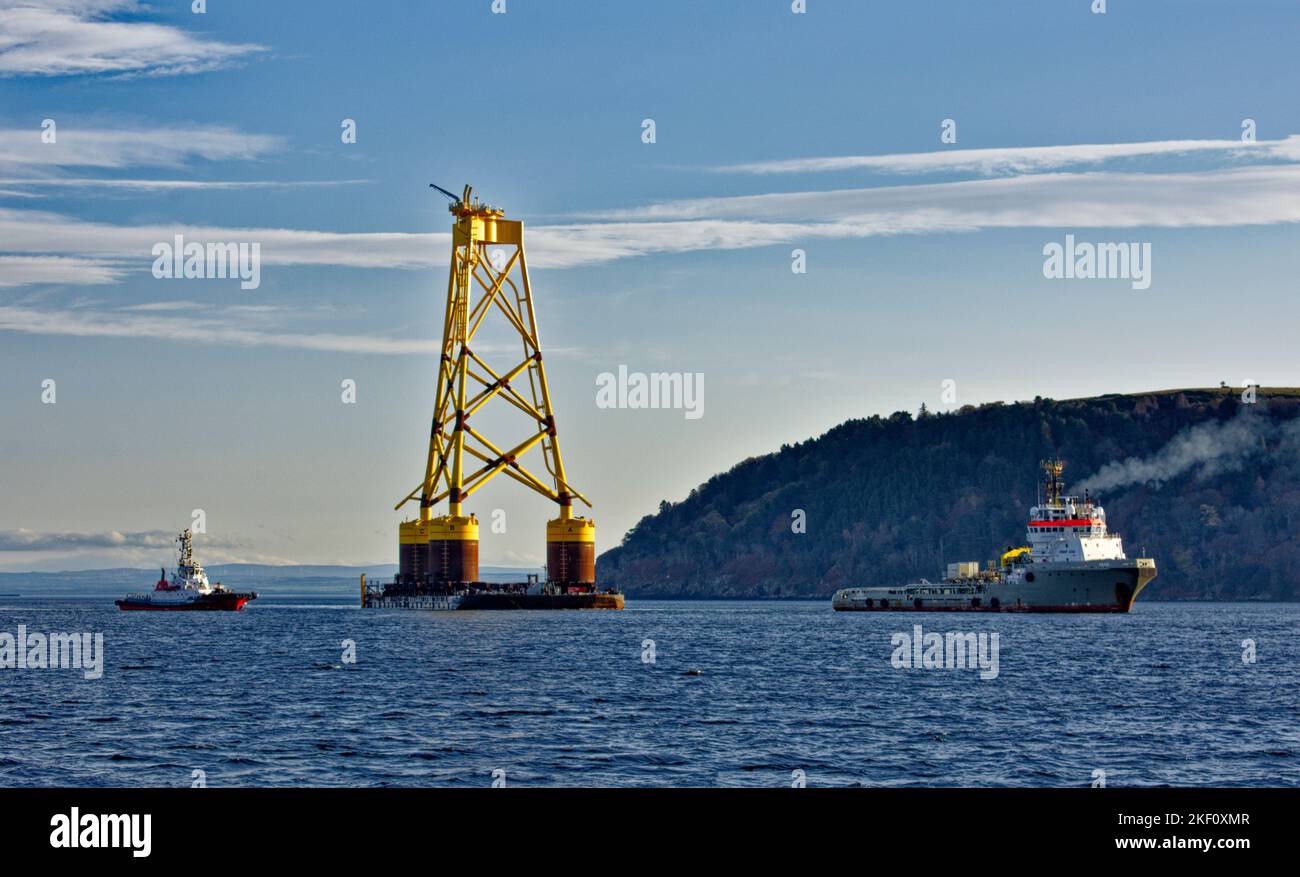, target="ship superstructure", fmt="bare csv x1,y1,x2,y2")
832,460,1156,612
1024,459,1125,563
